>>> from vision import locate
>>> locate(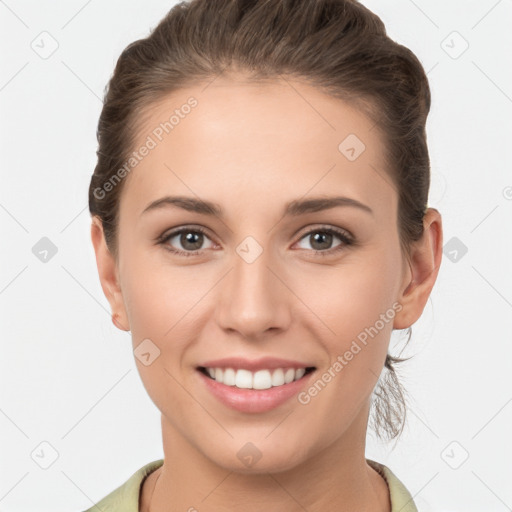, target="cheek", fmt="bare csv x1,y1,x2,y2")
120,245,171,338
121,255,206,414
299,253,399,341
296,247,400,394
294,268,396,433
121,249,212,354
